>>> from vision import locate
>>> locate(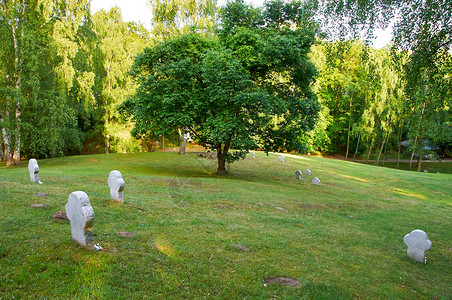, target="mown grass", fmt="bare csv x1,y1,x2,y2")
0,151,451,299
